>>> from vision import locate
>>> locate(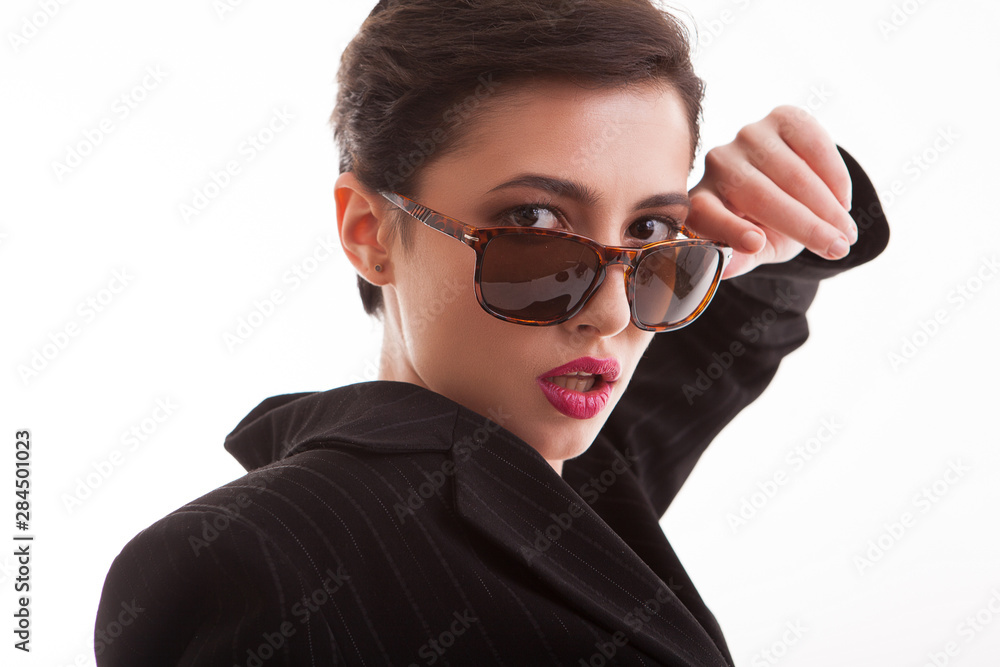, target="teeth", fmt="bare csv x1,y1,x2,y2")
549,374,597,392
